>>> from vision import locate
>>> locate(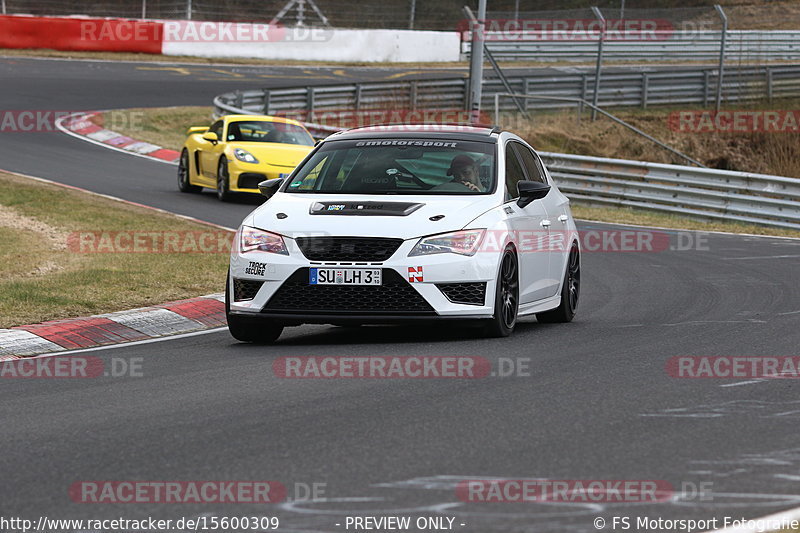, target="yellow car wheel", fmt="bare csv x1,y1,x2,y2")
178,149,201,193
216,157,233,202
